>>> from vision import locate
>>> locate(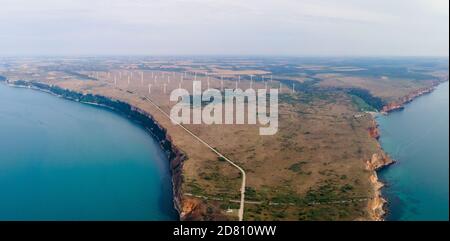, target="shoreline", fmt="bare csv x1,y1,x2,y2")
1,79,187,221
381,81,442,114
2,77,447,221
366,112,394,221
369,79,449,221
